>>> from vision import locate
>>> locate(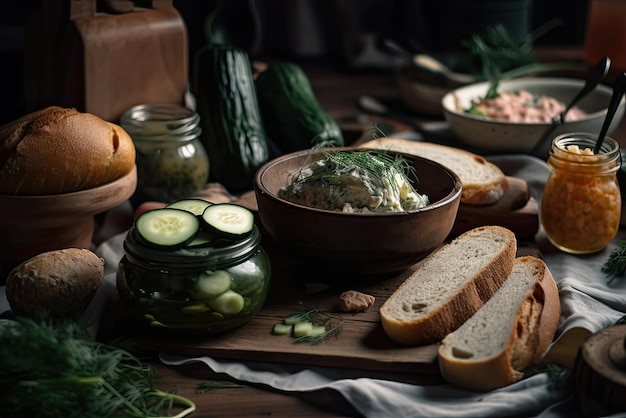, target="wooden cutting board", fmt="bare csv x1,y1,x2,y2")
100,251,443,382
99,177,538,380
